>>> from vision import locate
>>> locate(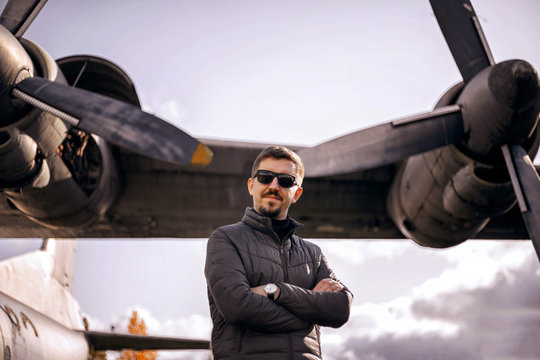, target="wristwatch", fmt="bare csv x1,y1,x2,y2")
264,283,278,300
